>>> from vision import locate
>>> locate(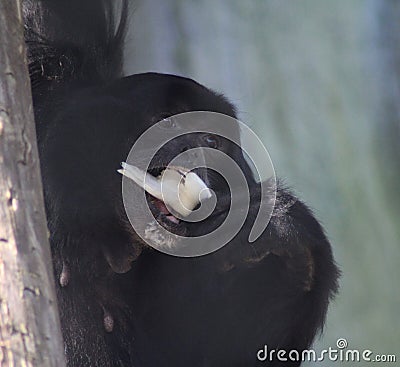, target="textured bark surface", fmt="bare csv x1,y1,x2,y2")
0,2,65,366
